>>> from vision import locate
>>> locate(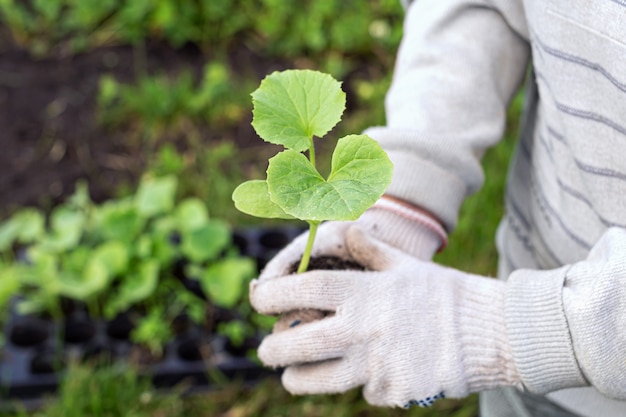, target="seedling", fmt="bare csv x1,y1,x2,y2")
0,176,256,354
232,69,393,273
